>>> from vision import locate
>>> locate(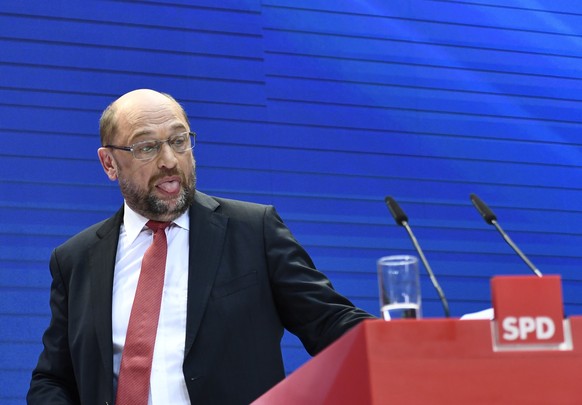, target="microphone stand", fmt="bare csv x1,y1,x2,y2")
470,193,542,278
385,196,451,318
401,220,451,317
